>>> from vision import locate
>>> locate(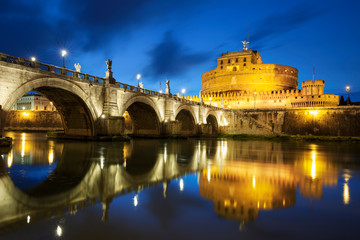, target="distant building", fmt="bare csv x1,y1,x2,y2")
185,44,339,109
12,94,56,111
